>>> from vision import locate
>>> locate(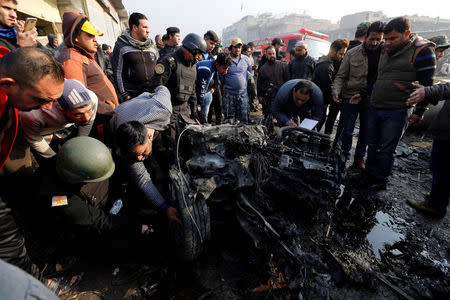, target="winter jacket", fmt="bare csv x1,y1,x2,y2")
313,56,339,105
426,83,450,141
257,60,290,98
196,59,218,105
111,29,159,102
159,45,178,58
56,11,119,115
272,79,324,126
289,54,315,80
371,34,435,110
333,44,369,99
348,40,362,51
0,30,19,50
